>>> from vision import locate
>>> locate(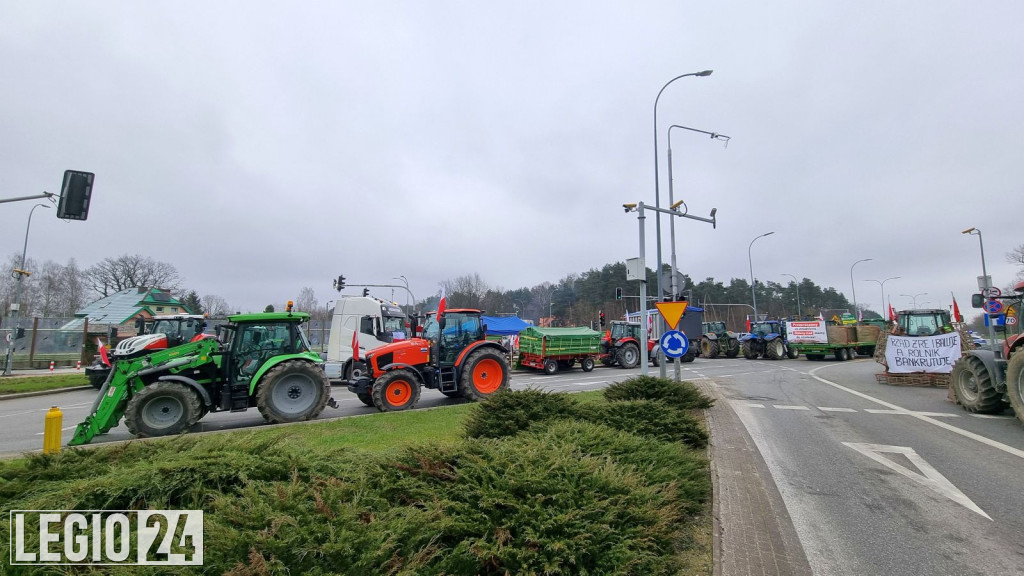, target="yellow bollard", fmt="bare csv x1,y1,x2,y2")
43,406,63,454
